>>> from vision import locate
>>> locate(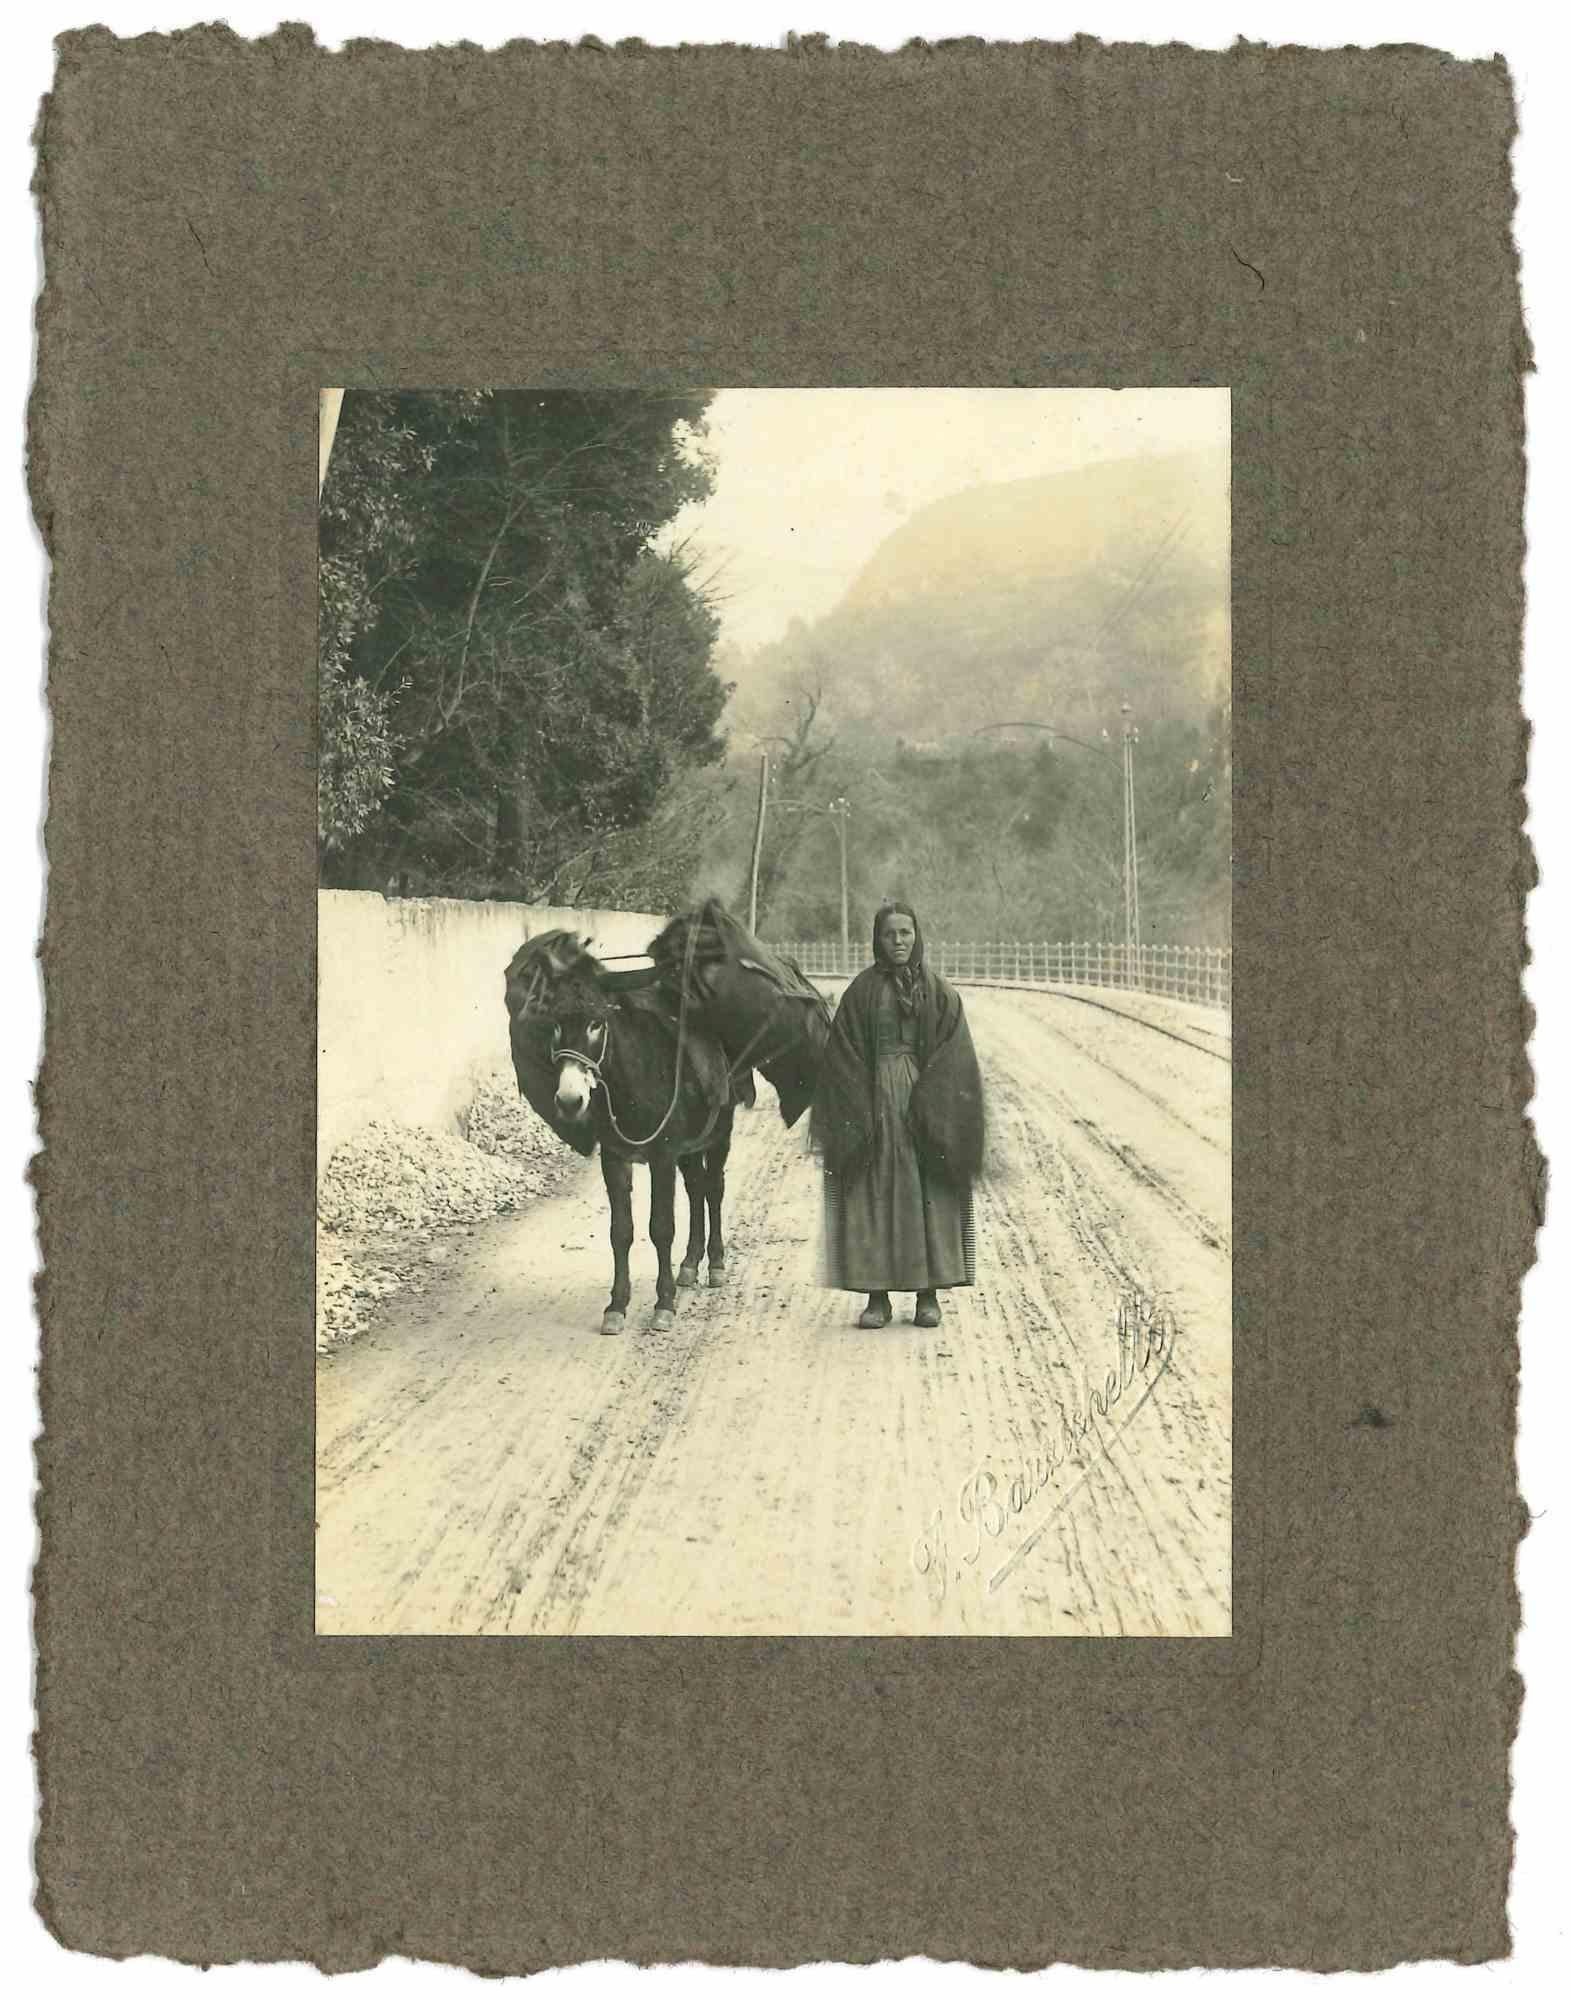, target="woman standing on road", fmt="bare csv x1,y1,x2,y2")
810,901,985,1328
